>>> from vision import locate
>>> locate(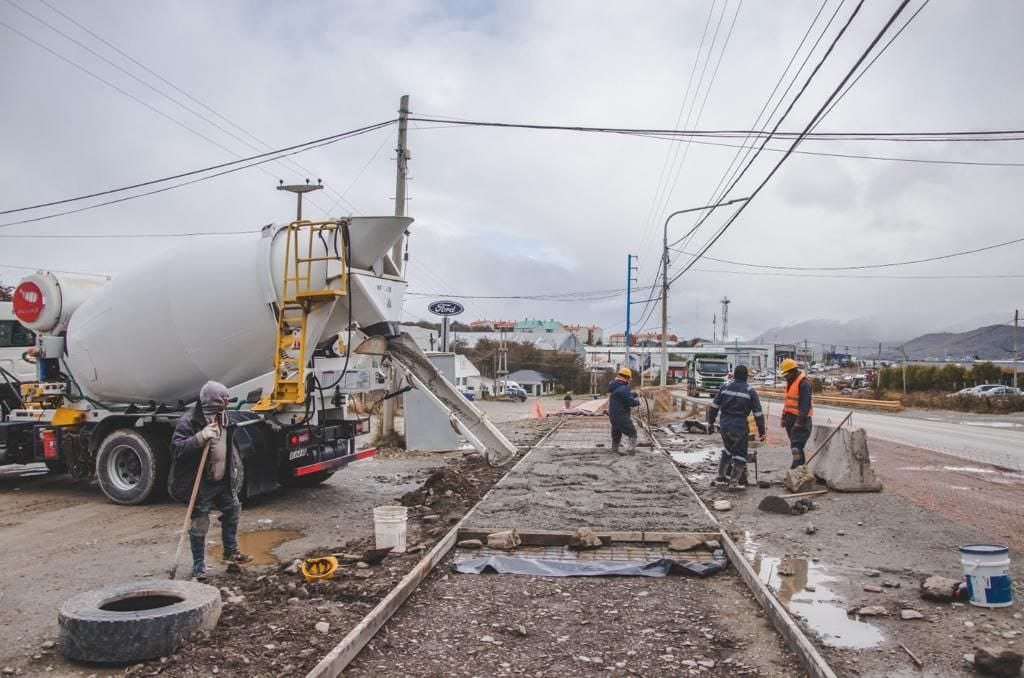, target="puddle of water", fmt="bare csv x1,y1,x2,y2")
744,532,884,649
670,447,719,466
206,529,303,566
